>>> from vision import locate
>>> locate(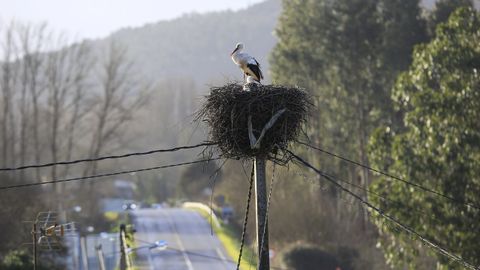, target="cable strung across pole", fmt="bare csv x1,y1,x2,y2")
297,141,480,211
288,150,479,270
236,164,255,270
0,158,220,191
0,142,215,172
298,168,448,224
